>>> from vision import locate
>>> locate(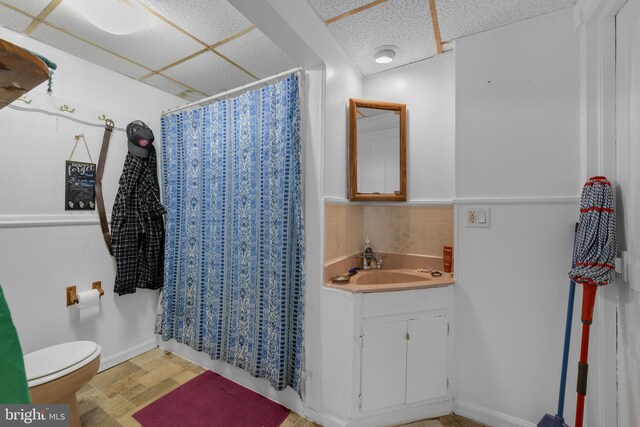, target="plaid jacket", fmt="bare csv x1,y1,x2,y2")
111,146,165,296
